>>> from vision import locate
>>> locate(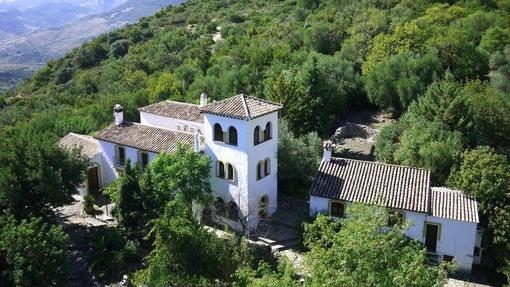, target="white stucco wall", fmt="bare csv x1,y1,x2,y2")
309,196,477,273
204,112,279,230
140,111,204,134
98,140,158,183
